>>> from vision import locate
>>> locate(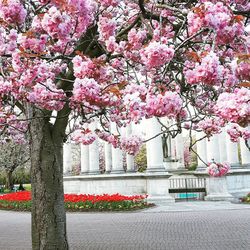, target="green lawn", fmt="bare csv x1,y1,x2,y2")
23,184,31,191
